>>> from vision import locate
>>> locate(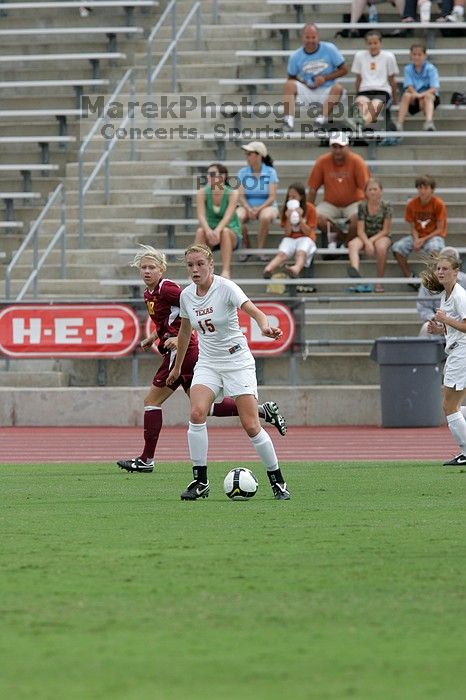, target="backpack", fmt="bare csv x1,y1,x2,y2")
451,91,466,106
334,13,368,39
